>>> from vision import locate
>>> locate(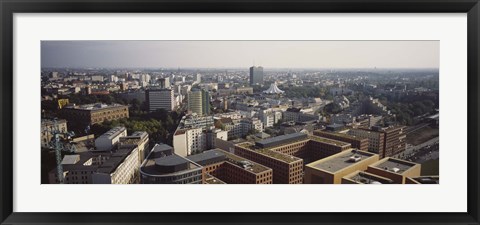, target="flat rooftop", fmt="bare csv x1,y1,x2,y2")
204,173,226,184
311,150,376,173
65,103,127,111
314,130,366,142
239,143,302,163
141,154,201,176
186,149,227,166
97,127,126,139
220,149,272,174
373,158,416,174
308,135,351,147
347,171,394,184
96,146,136,174
255,133,308,148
